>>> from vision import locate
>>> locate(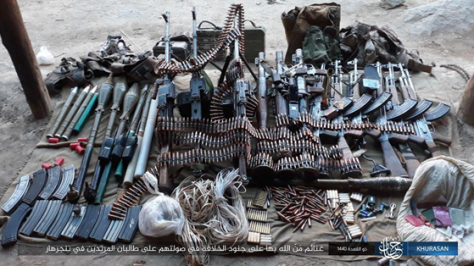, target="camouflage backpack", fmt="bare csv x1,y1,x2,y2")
303,25,341,65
